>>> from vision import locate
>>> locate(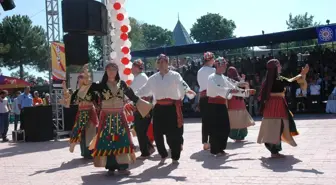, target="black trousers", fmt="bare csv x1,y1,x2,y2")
265,120,284,154
208,103,230,155
134,110,153,156
19,109,25,130
153,104,183,160
14,114,20,131
200,97,210,144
